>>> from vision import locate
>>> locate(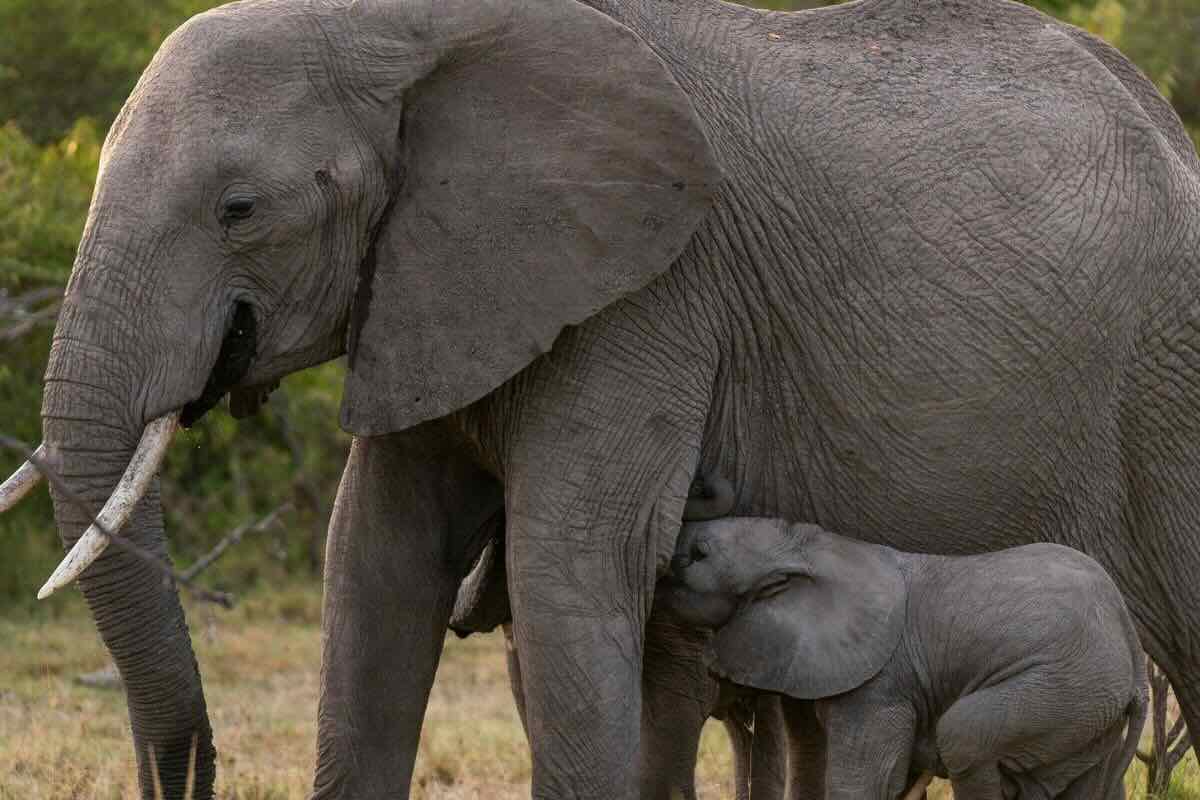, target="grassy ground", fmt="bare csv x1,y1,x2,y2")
1,583,1196,799
0,584,733,799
